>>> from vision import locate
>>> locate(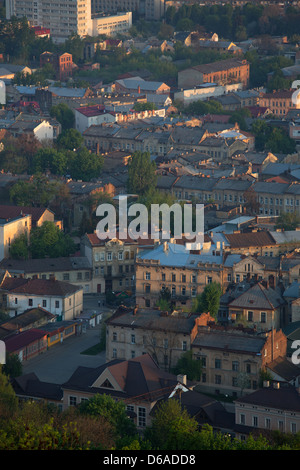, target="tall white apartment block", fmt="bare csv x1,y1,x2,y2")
91,0,165,20
6,0,132,43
